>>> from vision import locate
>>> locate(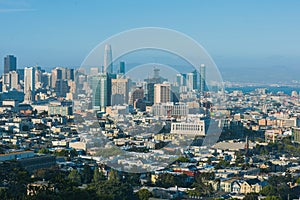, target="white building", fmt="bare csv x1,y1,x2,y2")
171,121,205,136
